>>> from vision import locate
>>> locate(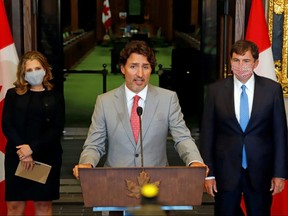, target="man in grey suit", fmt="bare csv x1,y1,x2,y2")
73,40,206,178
